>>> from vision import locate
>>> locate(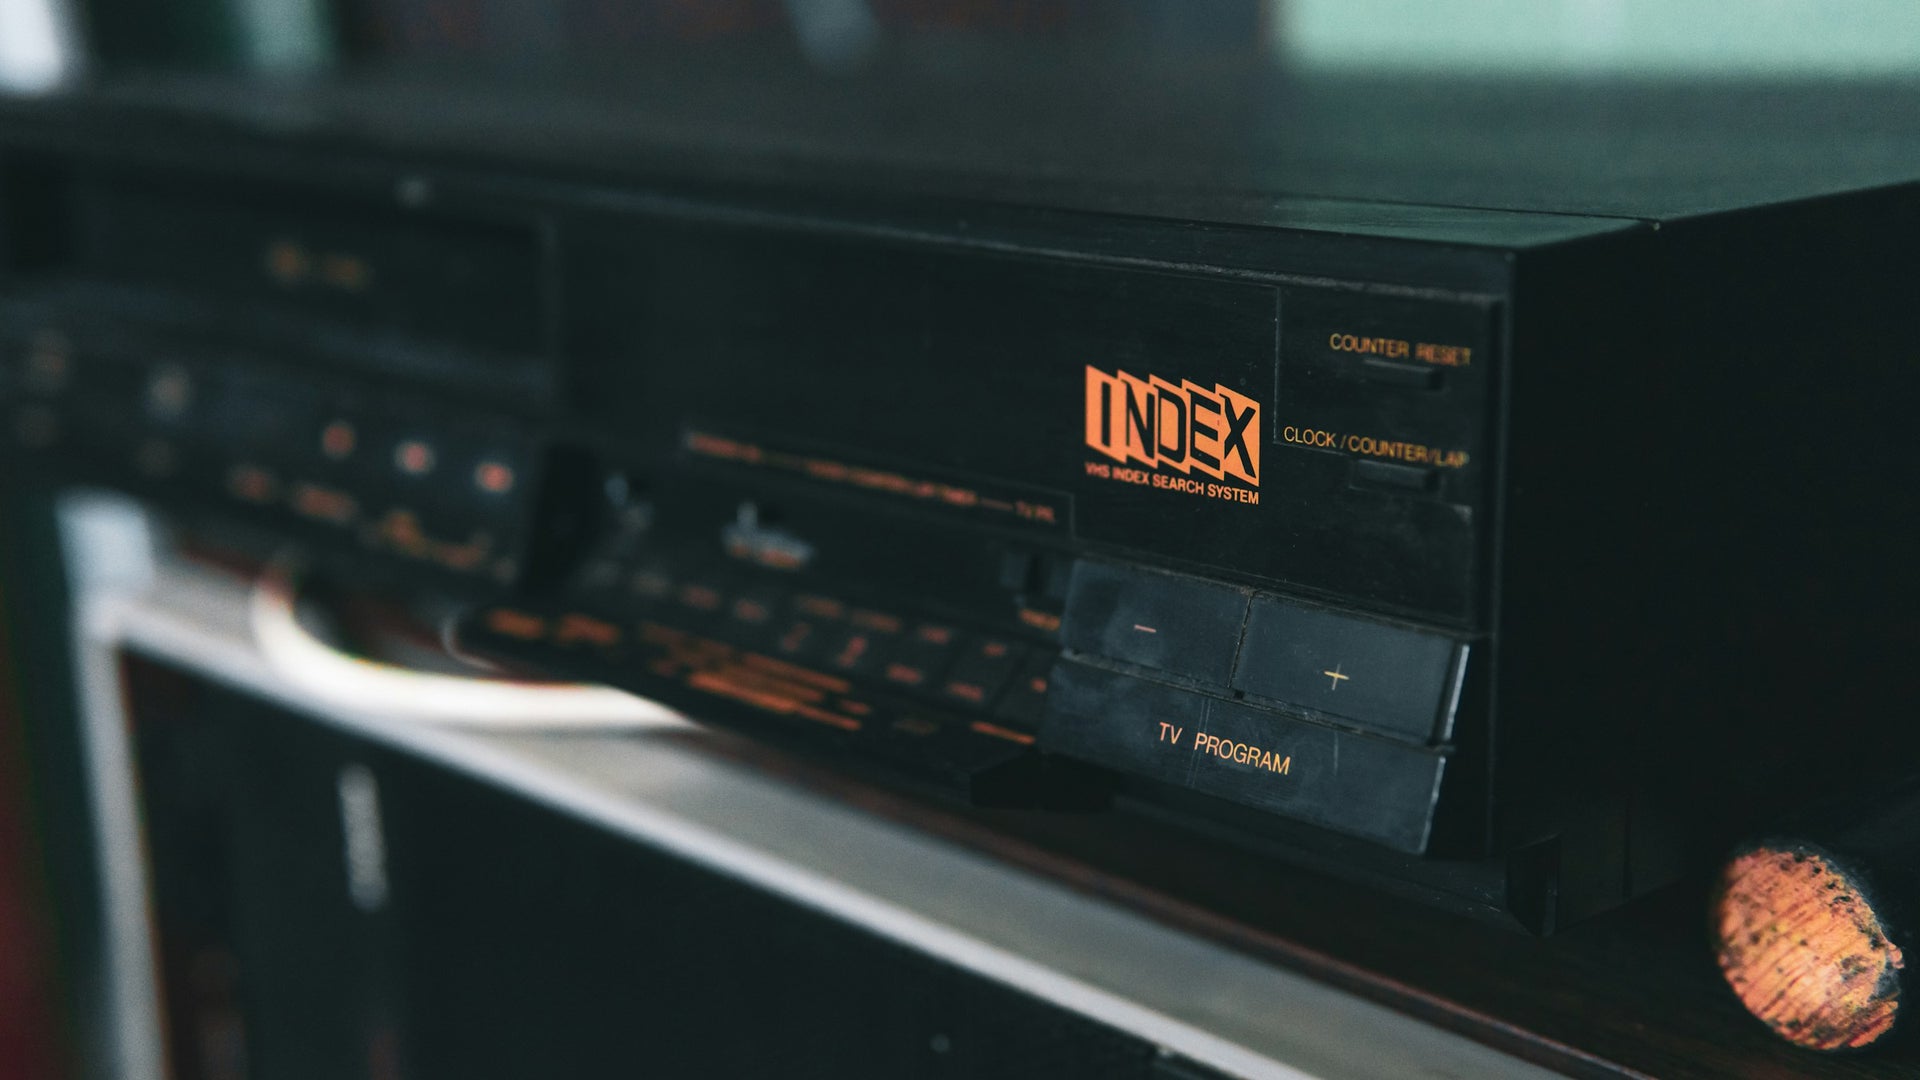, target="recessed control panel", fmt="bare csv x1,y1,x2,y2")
0,311,542,584
1044,559,1465,852
0,152,1502,867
